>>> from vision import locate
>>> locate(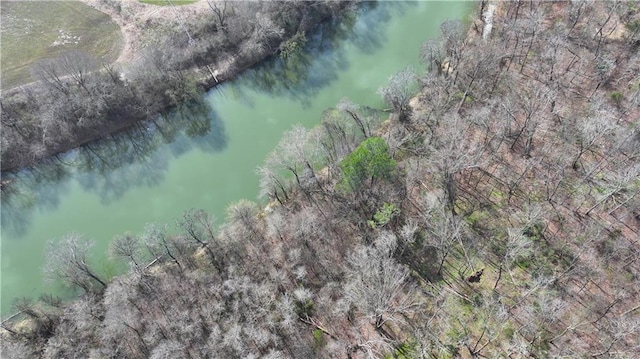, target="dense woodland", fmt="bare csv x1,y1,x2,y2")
2,0,640,358
0,0,353,171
